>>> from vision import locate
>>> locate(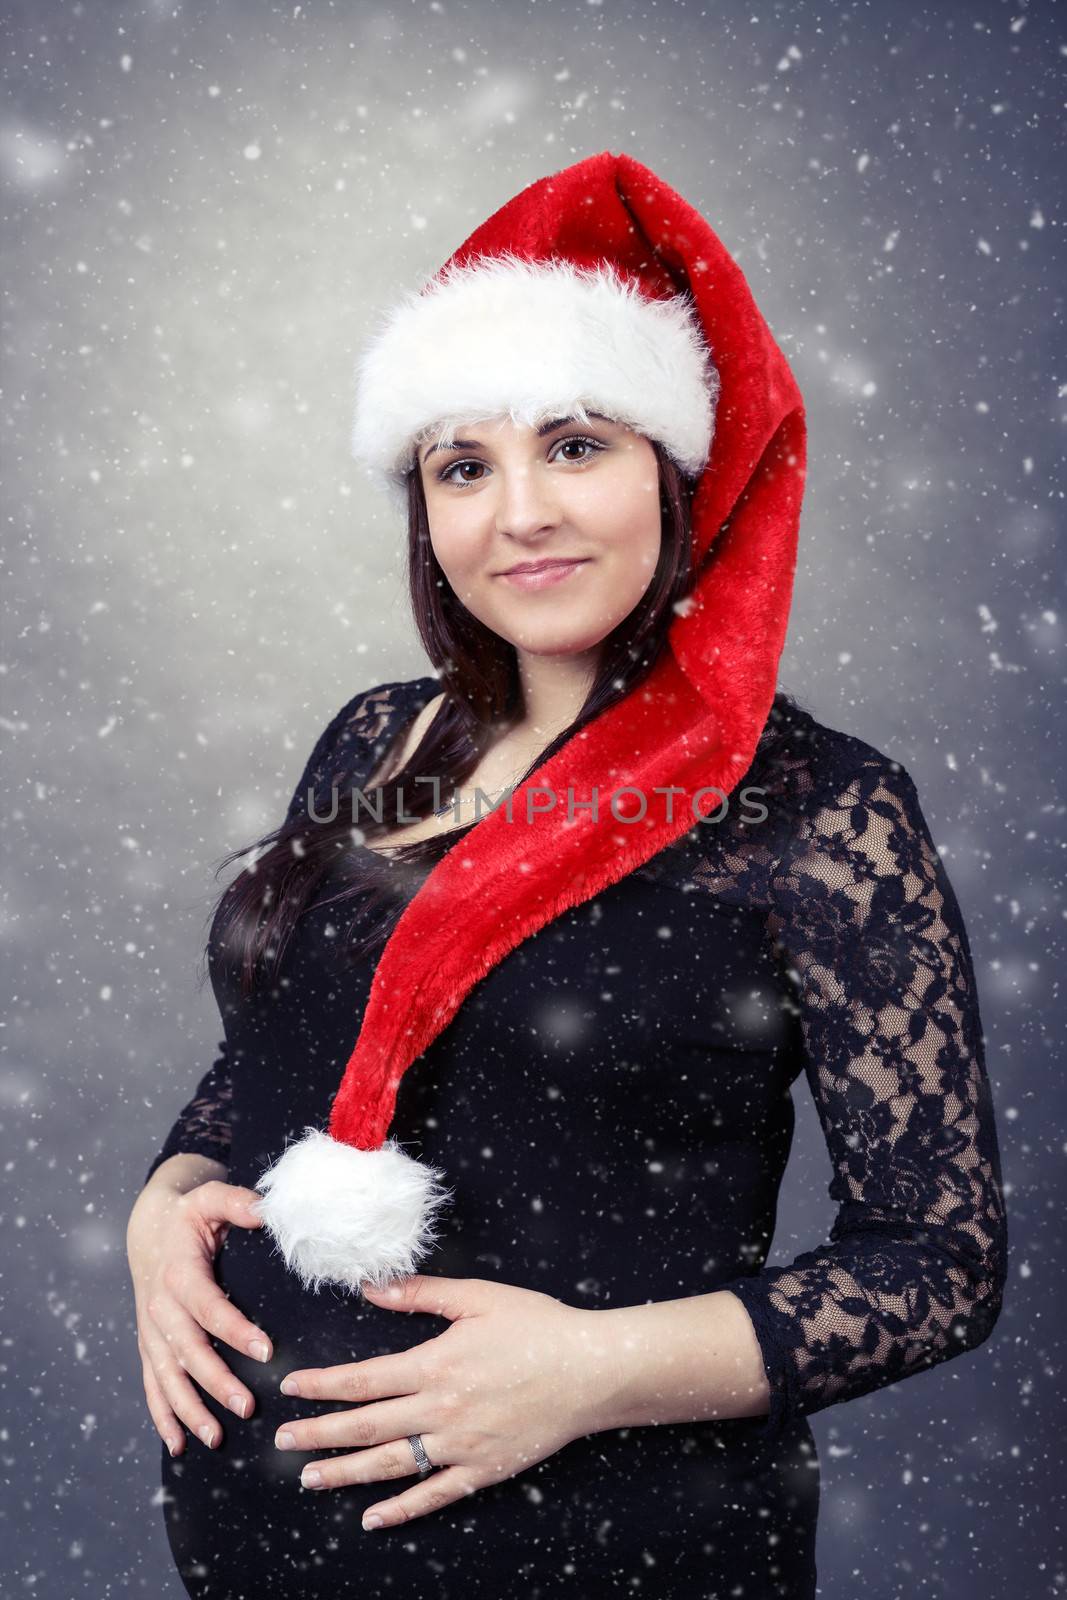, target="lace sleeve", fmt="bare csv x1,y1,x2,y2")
143,1039,234,1187
716,750,1009,1443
